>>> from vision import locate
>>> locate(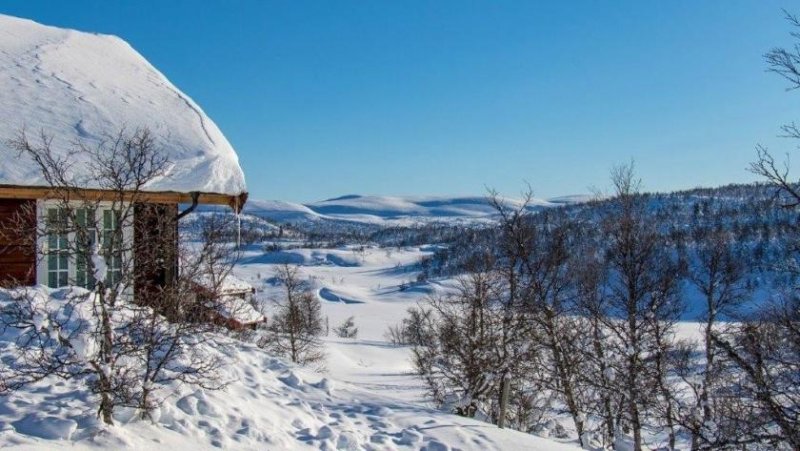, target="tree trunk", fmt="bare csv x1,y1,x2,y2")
99,389,114,425
592,322,616,446
550,321,584,447
96,284,116,425
627,353,643,451
497,375,510,429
